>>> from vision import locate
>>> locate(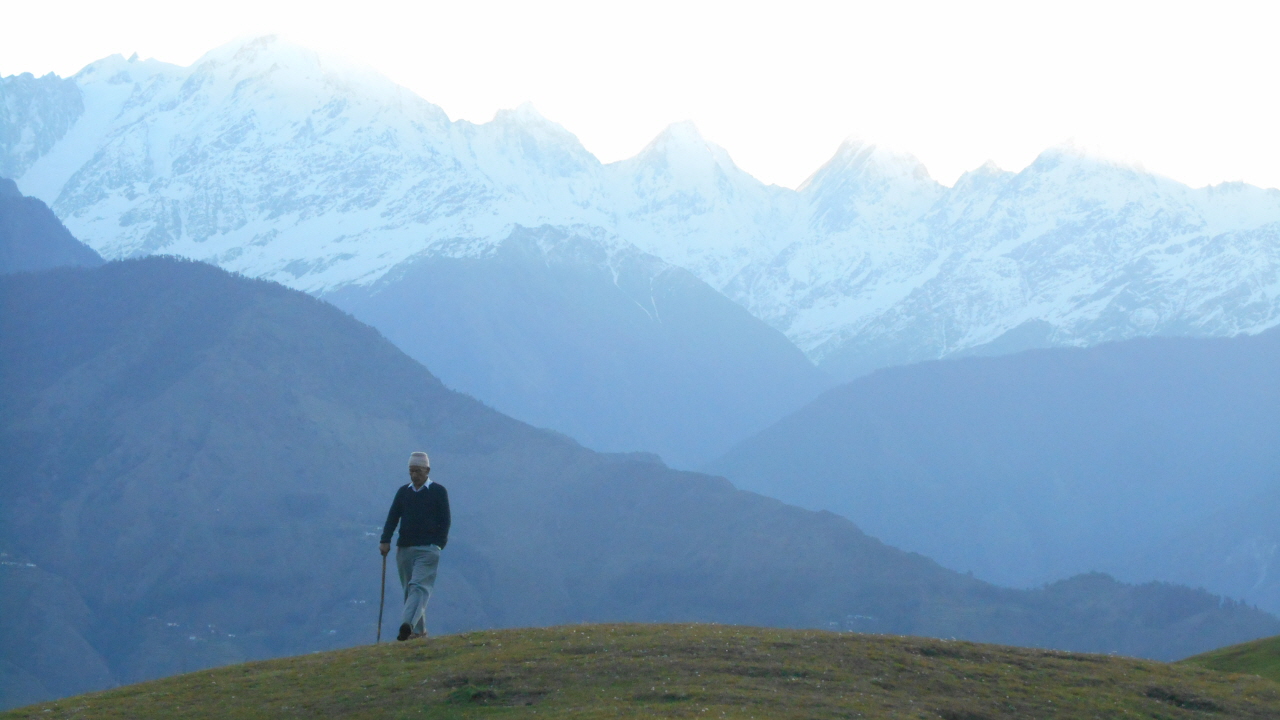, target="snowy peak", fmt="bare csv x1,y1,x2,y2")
609,120,777,223
952,160,1012,187
801,139,935,191
800,139,944,233
1021,142,1158,190
7,38,1280,382
953,143,1213,242
602,120,792,288
72,51,182,86
936,161,1015,225
610,120,776,209
1009,143,1280,234
191,36,386,92
492,101,564,130
625,121,743,179
472,102,600,180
